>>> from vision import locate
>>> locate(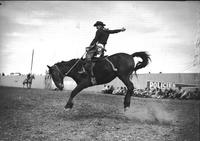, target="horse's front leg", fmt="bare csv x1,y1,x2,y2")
65,80,90,110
